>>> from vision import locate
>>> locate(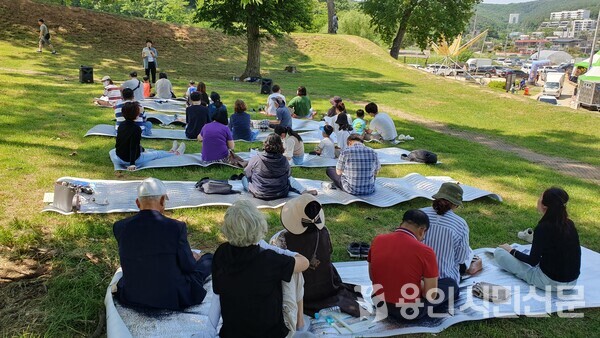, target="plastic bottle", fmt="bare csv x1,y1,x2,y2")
314,306,341,325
